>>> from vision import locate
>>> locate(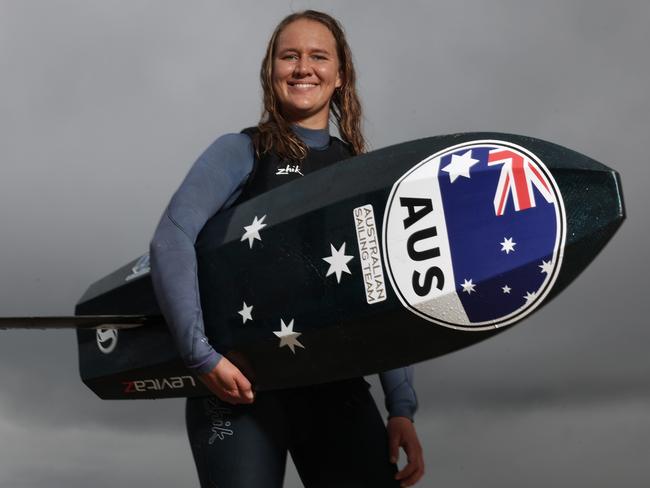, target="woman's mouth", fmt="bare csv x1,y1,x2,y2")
288,82,319,90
